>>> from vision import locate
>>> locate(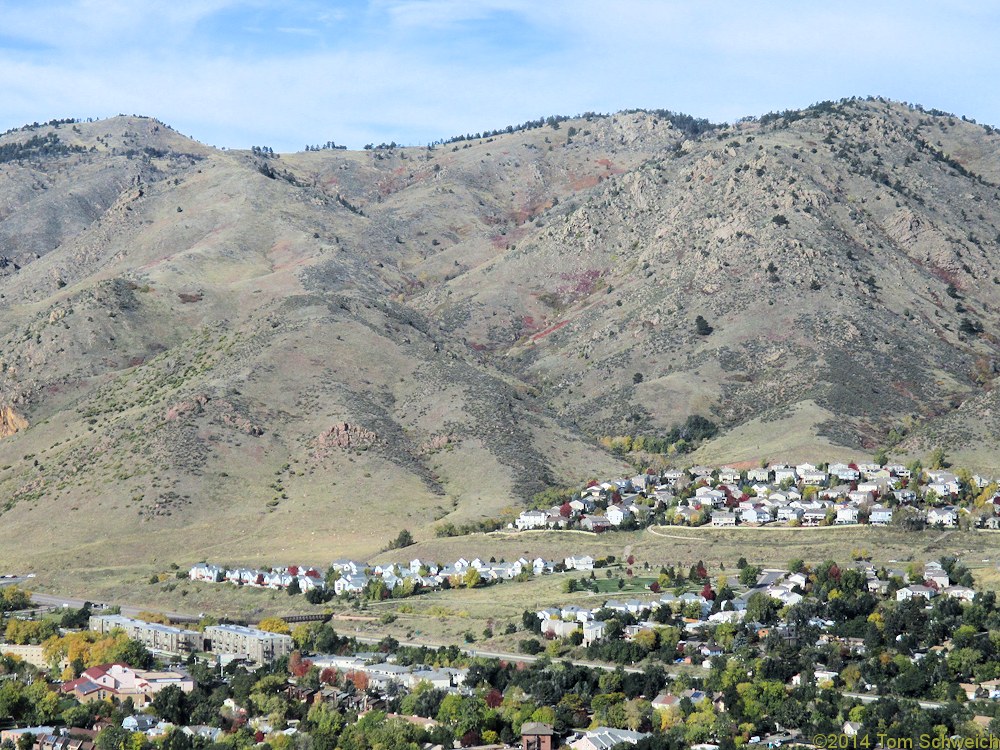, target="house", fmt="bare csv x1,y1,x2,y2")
787,572,808,588
532,558,553,575
740,506,770,525
925,570,951,589
848,490,875,504
777,507,803,523
334,575,369,596
61,664,193,705
674,506,701,524
565,555,595,571
886,464,910,479
711,511,737,527
582,620,606,646
522,723,555,750
651,693,680,711
516,510,549,531
35,735,97,750
581,516,611,532
927,471,961,496
835,506,859,525
772,466,797,484
799,469,828,486
867,579,890,596
802,509,828,526
719,468,741,484
605,505,633,526
943,585,976,601
869,506,892,525
189,563,224,582
541,619,580,638
897,585,936,601
122,716,158,732
561,605,592,622
927,506,959,527
829,463,860,482
695,487,726,507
